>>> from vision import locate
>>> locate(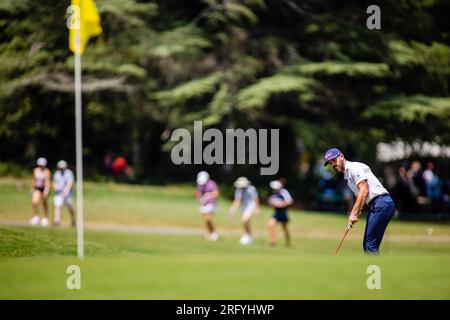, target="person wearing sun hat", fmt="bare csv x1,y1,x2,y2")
195,171,219,241
30,157,51,227
267,178,293,247
323,147,396,254
227,177,260,245
53,160,75,227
